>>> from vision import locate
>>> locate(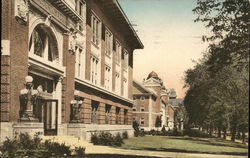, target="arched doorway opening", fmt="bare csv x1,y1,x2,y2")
27,24,62,136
